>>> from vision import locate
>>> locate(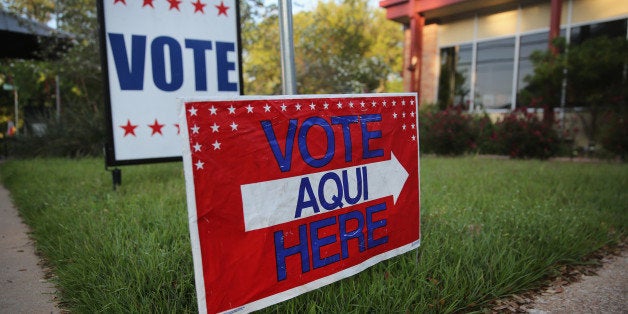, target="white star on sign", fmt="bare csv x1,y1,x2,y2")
337,102,342,109
295,104,302,111
212,140,221,150
323,102,329,109
310,103,316,110
402,112,406,118
360,101,365,107
371,101,377,107
228,105,236,114
191,124,200,134
280,103,287,111
193,142,202,152
411,123,416,129
392,100,397,106
211,123,220,133
264,104,271,112
188,107,198,116
230,122,238,131
411,100,415,105
349,102,354,108
402,100,406,106
393,112,398,119
195,160,204,169
412,135,416,141
209,106,217,115
382,100,387,107
246,104,254,113
402,124,407,130
410,111,415,118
